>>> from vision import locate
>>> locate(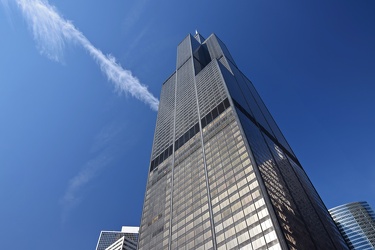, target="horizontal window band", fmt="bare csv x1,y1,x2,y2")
150,98,230,172
232,98,301,167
